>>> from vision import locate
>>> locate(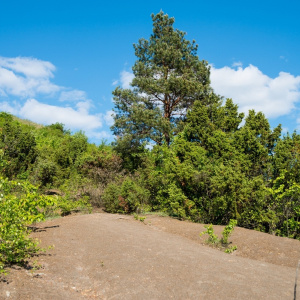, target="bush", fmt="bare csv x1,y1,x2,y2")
0,178,55,271
54,196,92,217
102,177,150,213
0,116,37,179
34,159,58,186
